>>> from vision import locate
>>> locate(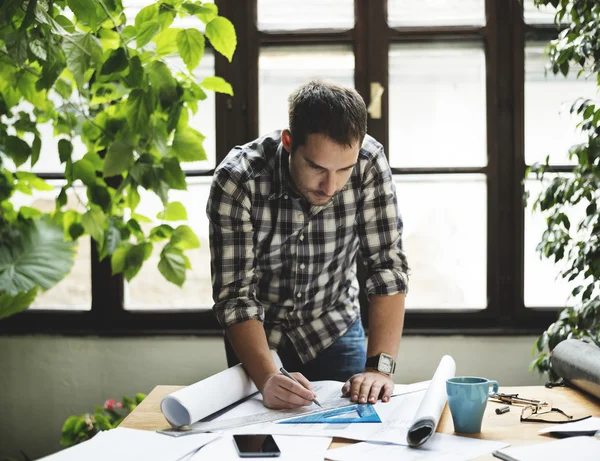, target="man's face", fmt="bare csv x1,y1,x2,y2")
287,132,359,206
